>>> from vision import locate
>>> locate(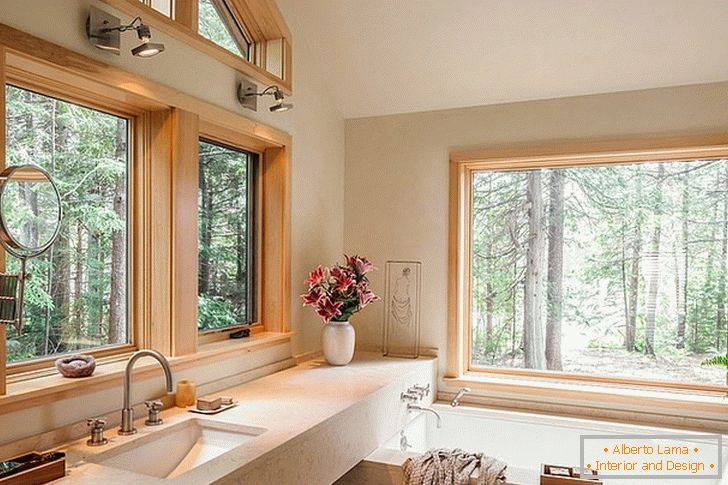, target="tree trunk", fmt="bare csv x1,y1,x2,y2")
485,231,494,339
545,170,564,370
716,166,728,353
71,224,84,348
485,282,494,338
86,230,101,336
43,100,57,355
47,105,70,355
676,174,689,349
644,165,665,356
523,171,546,370
109,119,127,345
198,160,212,295
510,258,517,358
624,171,643,352
235,218,246,321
